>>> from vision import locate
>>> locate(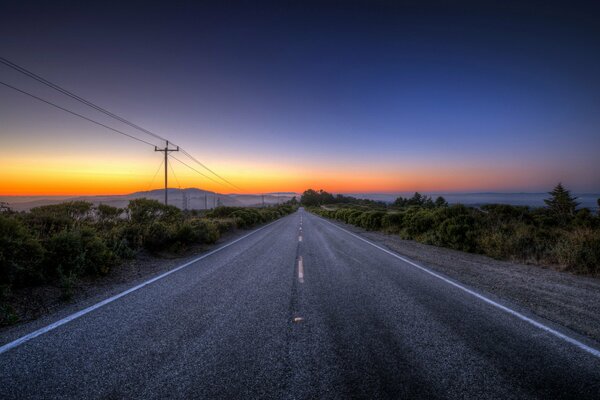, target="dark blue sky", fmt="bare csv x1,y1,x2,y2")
1,1,599,194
